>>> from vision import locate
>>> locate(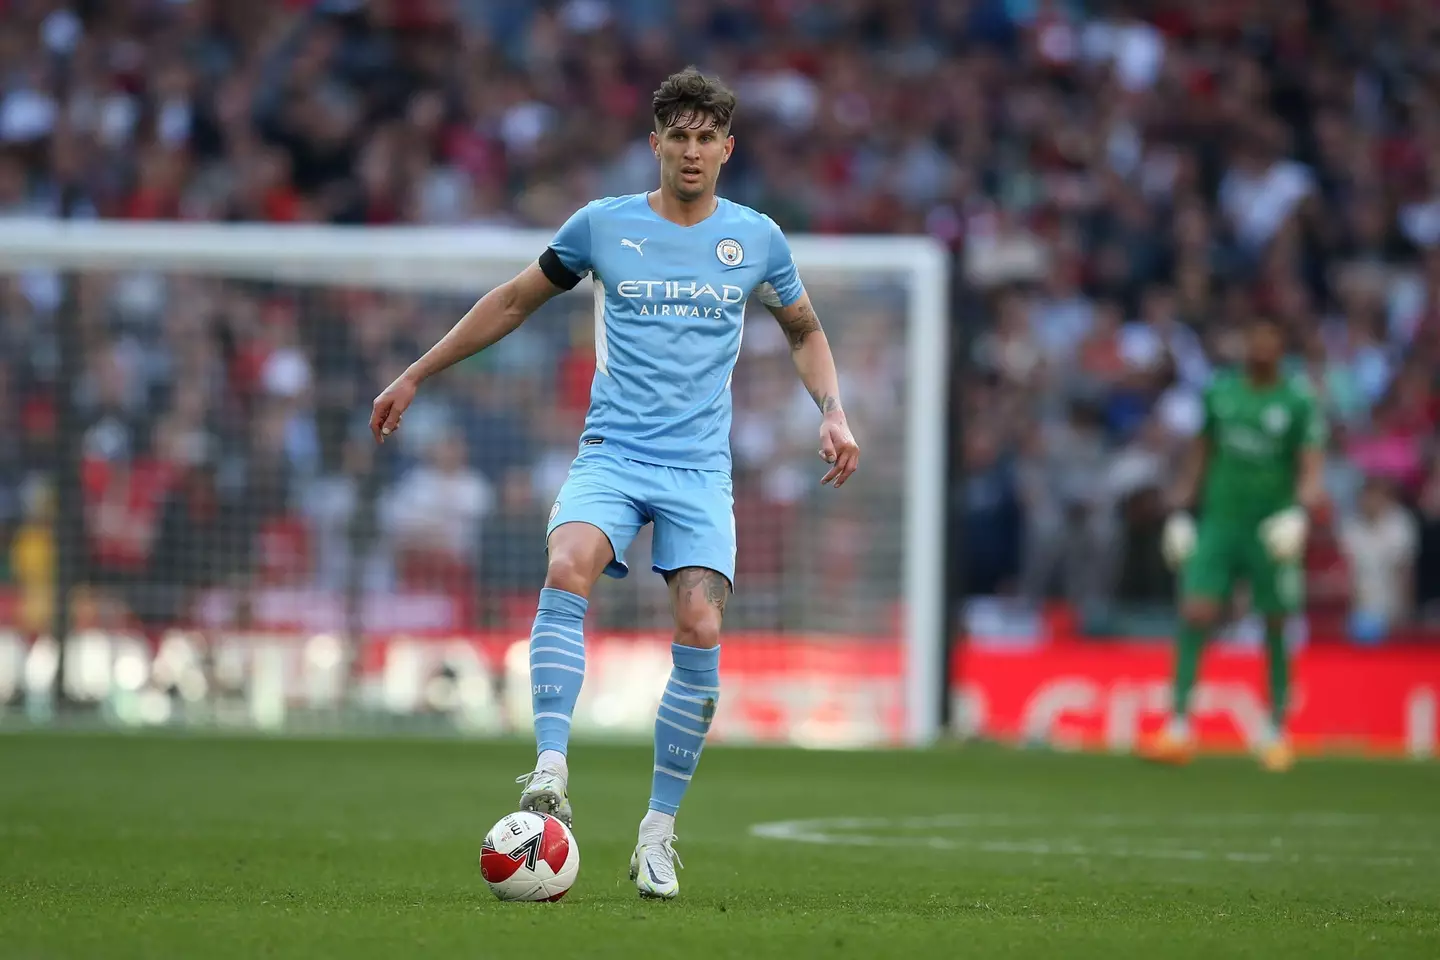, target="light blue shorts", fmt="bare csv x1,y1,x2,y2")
546,446,736,586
